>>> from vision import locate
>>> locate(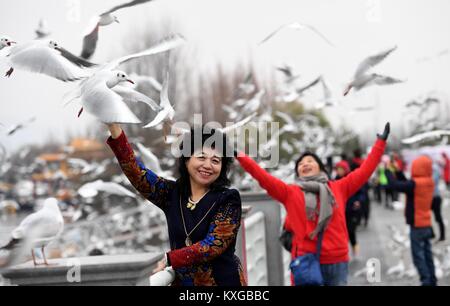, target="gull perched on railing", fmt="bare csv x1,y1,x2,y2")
343,46,404,96
81,0,156,59
0,198,64,266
